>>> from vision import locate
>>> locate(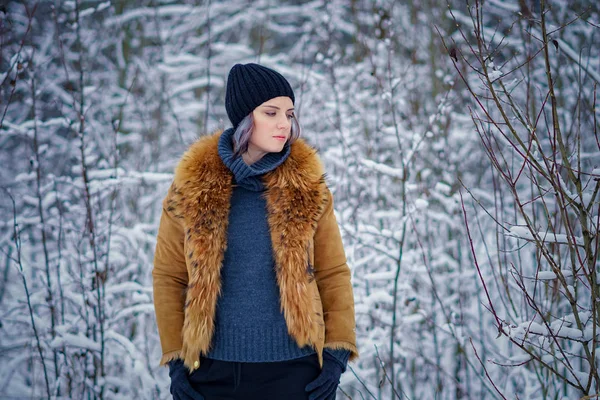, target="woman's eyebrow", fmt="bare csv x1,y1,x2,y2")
263,105,295,111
